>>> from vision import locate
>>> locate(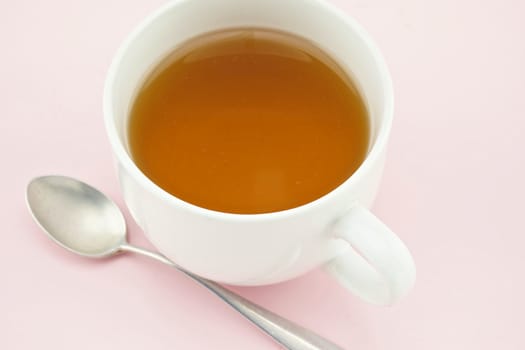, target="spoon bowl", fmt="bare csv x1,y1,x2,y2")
27,175,126,258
